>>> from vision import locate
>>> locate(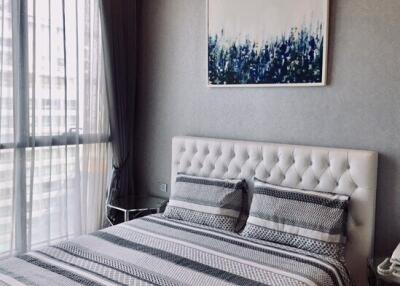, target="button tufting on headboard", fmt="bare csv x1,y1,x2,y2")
171,136,378,286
